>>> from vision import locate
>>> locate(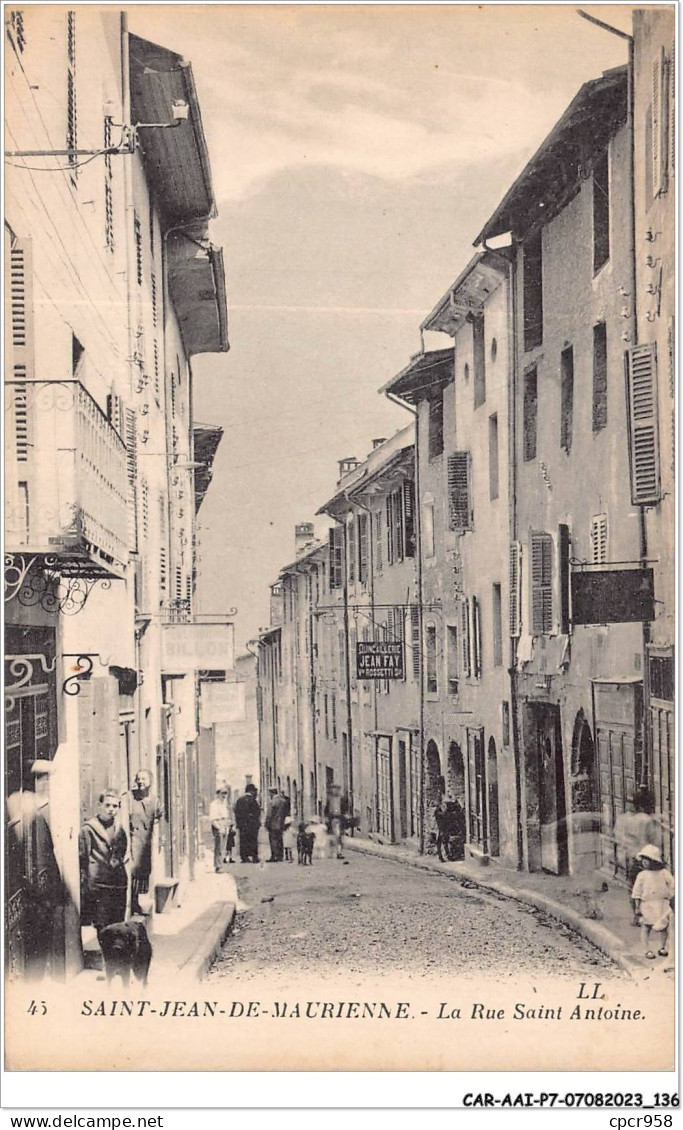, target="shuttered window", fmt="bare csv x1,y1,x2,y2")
394,489,404,561
347,516,356,583
429,392,444,459
66,12,78,184
124,407,138,552
461,598,471,677
410,604,421,681
374,510,383,573
386,494,394,564
591,514,608,564
447,451,472,530
447,625,459,695
472,595,482,678
530,532,553,635
509,541,522,637
523,367,538,460
403,479,415,557
592,323,608,432
492,583,503,667
669,42,675,174
329,526,343,589
104,118,114,252
358,512,368,584
426,623,437,694
134,212,143,286
626,342,661,504
8,237,35,383
159,494,167,594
